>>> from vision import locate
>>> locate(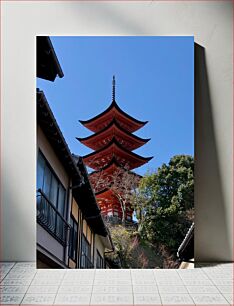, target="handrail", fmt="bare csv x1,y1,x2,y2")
37,189,70,227
37,189,70,246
